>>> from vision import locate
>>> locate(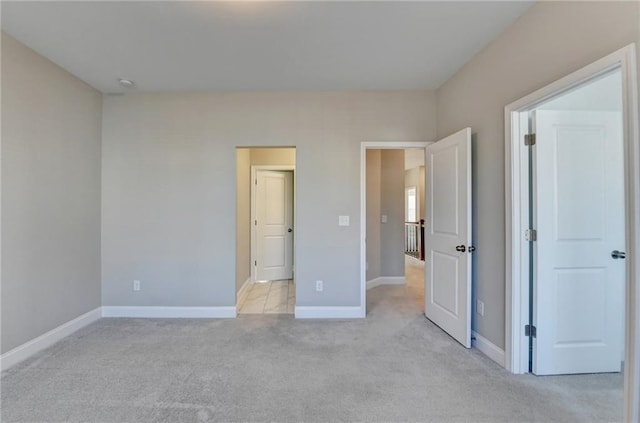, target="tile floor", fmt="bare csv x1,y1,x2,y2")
238,279,295,314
